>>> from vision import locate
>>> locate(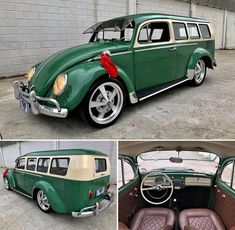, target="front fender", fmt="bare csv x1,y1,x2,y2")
33,181,67,213
48,61,137,110
6,170,16,188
